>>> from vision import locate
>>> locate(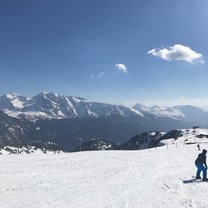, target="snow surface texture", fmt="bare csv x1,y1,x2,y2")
1,129,208,208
